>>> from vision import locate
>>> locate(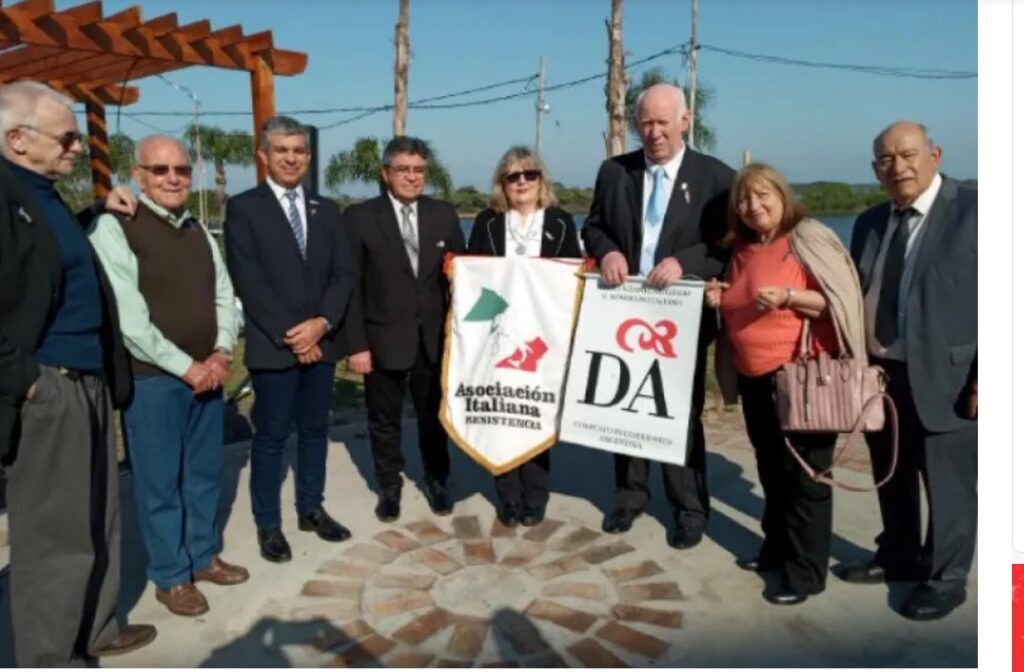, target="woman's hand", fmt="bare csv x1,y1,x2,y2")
755,286,790,311
704,279,729,308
